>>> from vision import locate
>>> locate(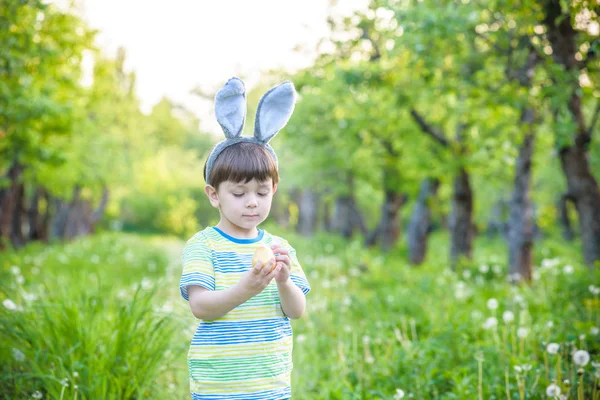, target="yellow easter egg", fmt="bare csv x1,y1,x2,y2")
252,245,275,272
